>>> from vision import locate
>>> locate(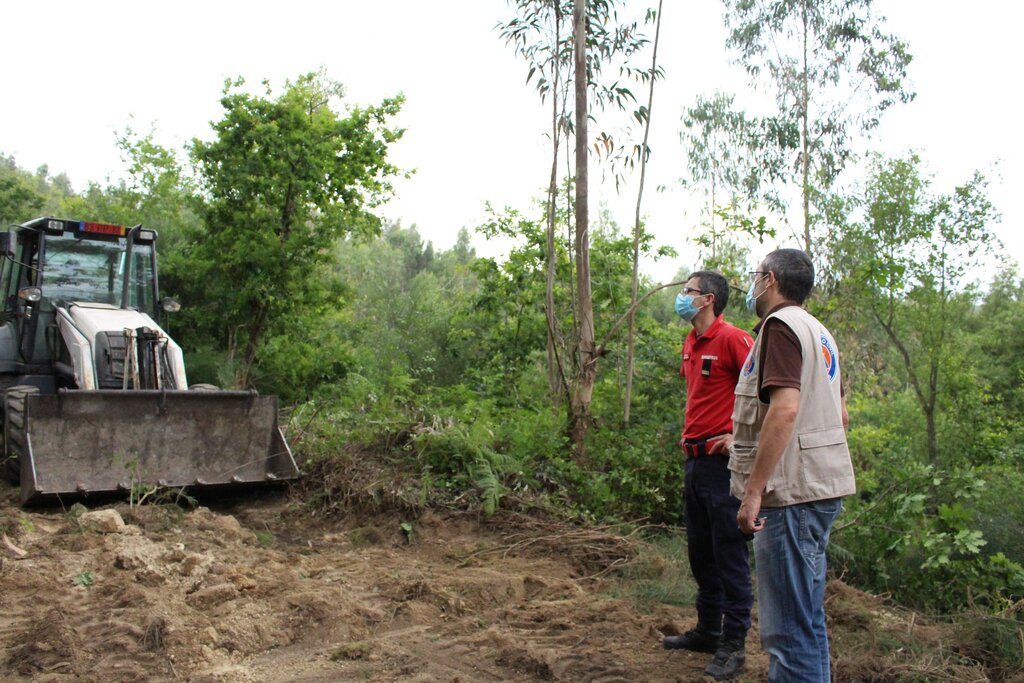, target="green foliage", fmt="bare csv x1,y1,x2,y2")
254,530,275,547
827,155,998,466
411,414,516,516
974,467,1024,569
8,81,1023,624
680,91,795,218
721,0,914,251
954,613,1024,676
498,0,662,184
0,154,45,225
71,569,95,588
826,155,1020,611
172,70,404,388
837,453,1024,611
